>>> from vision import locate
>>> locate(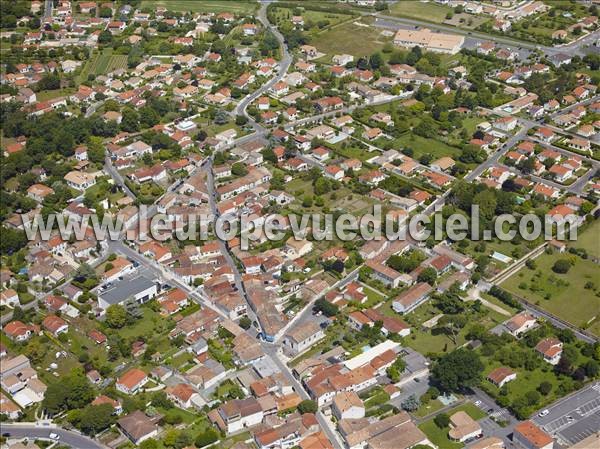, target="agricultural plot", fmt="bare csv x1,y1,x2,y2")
79,50,128,82
141,0,257,14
